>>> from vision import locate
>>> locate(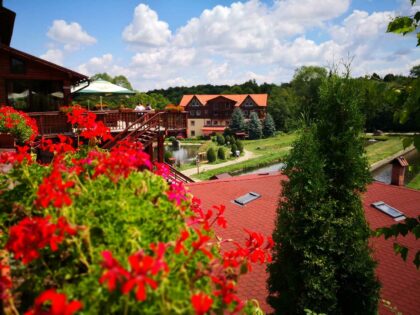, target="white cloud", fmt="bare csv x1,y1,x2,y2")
122,4,171,46
47,20,97,50
74,0,420,91
40,48,64,65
